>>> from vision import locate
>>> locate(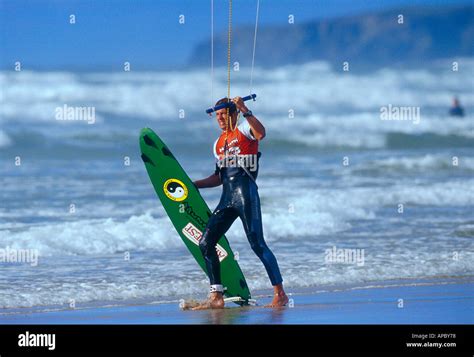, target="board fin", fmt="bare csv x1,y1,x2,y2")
161,146,174,158
143,134,158,149
141,153,155,166
224,297,258,306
